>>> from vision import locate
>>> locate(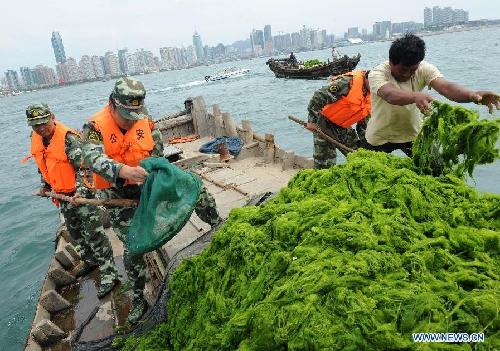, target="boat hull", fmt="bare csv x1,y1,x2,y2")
266,54,360,79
